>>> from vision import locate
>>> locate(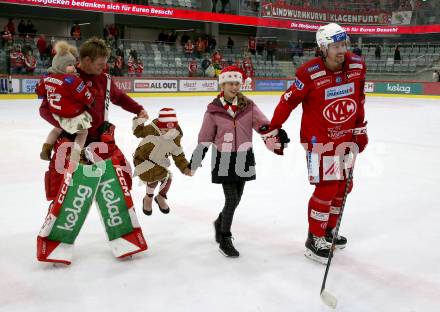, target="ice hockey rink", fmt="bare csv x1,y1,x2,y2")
0,94,439,312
